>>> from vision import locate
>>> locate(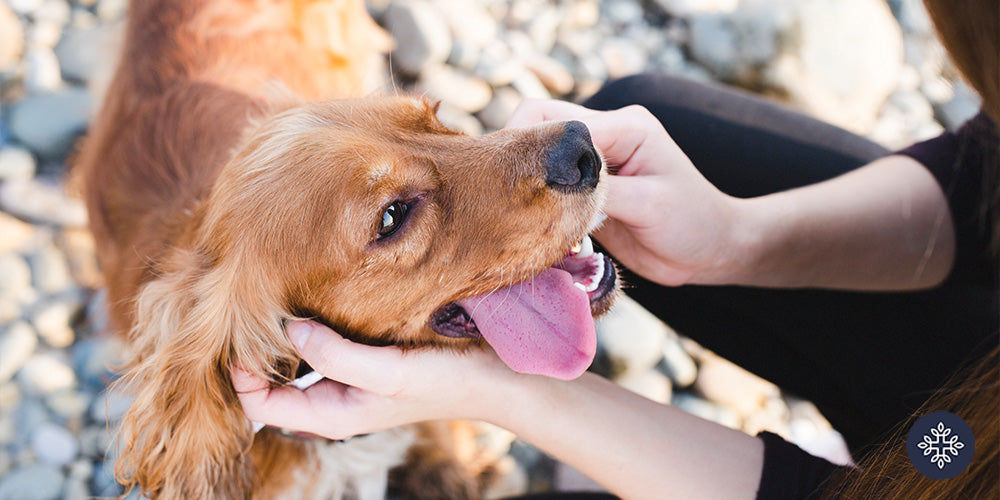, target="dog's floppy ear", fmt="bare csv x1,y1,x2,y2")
113,249,294,499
